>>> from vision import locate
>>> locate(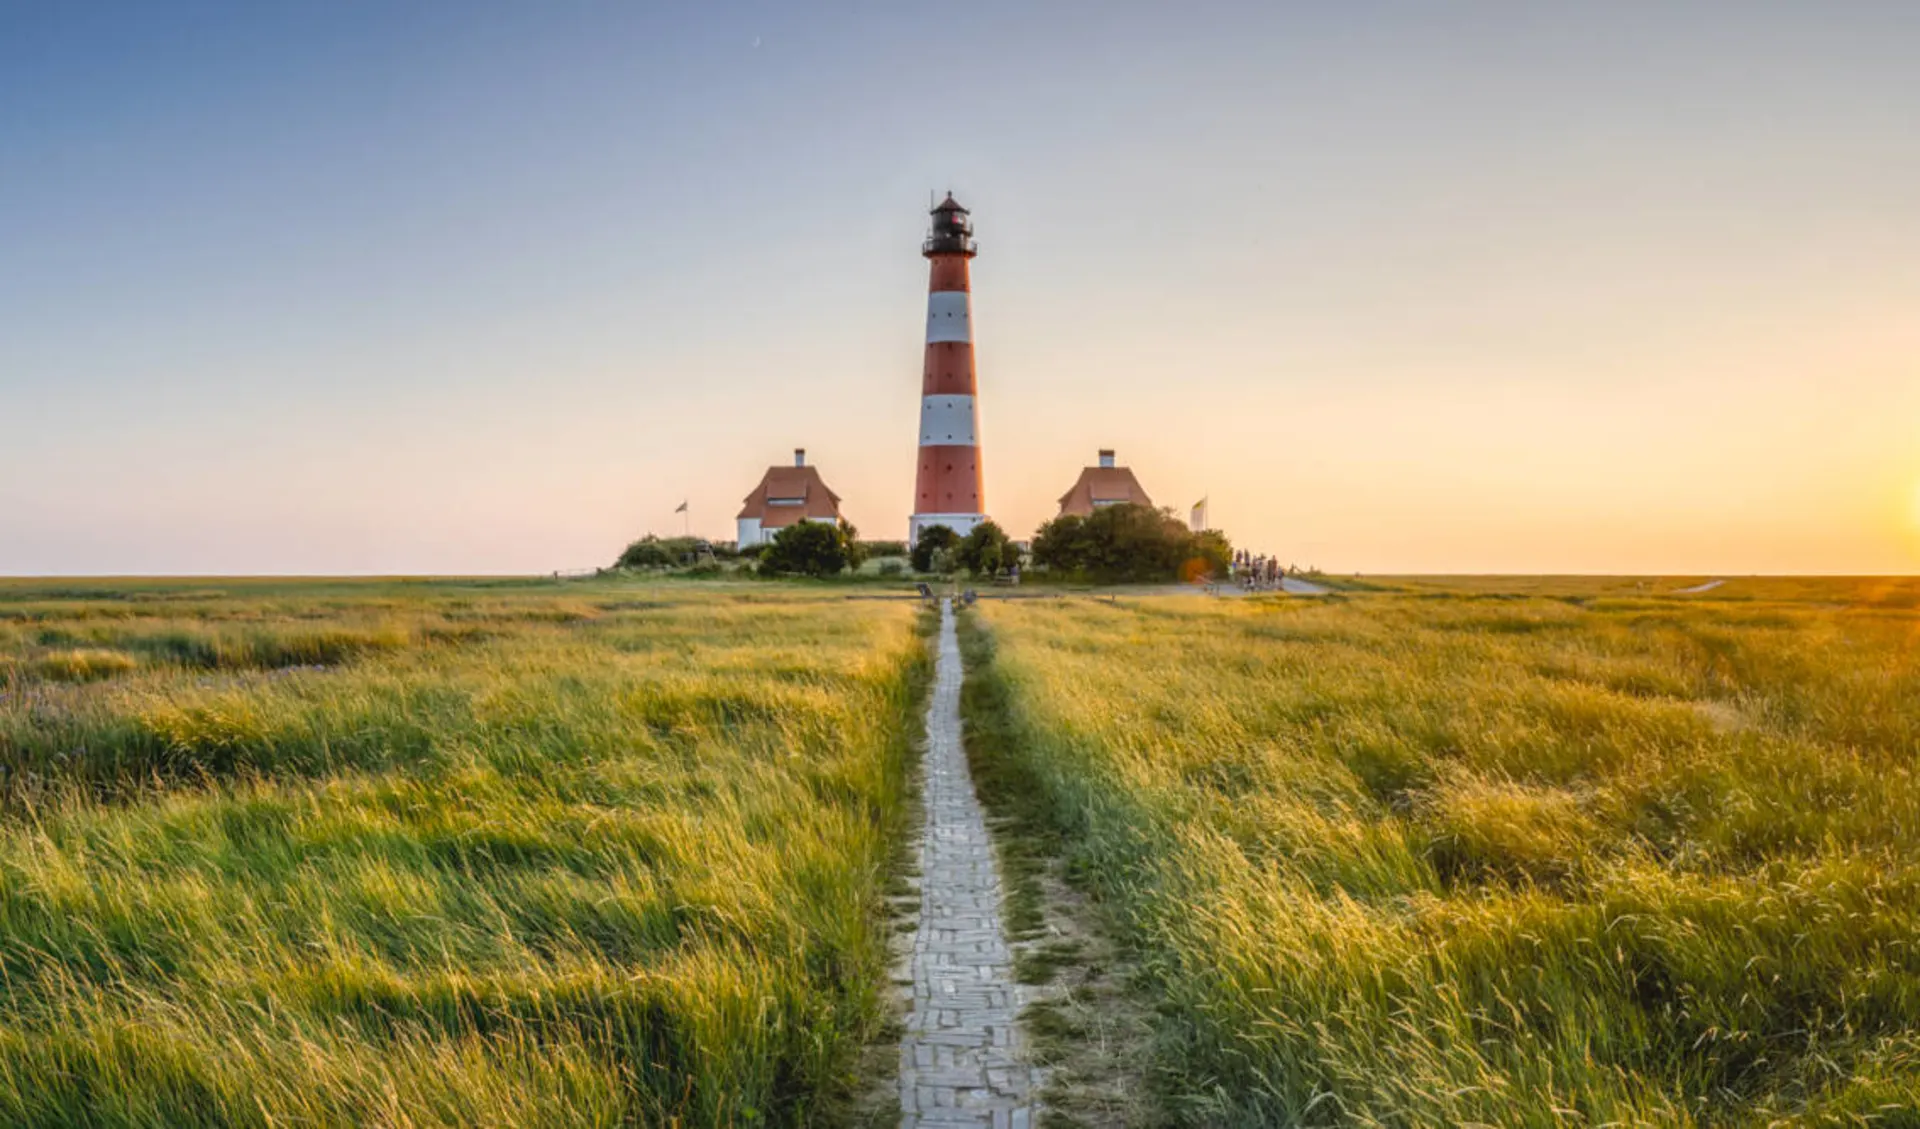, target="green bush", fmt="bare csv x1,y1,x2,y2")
1030,504,1230,582
956,521,1013,577
614,536,711,570
910,526,960,573
758,522,854,578
840,523,869,570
